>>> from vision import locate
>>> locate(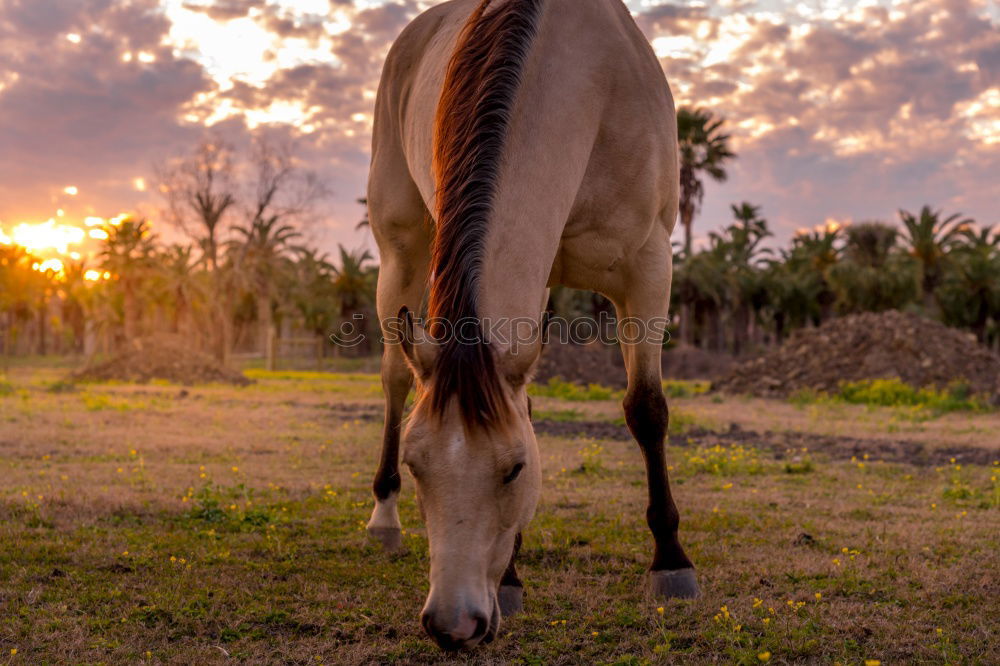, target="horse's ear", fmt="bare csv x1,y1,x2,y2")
398,305,437,379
